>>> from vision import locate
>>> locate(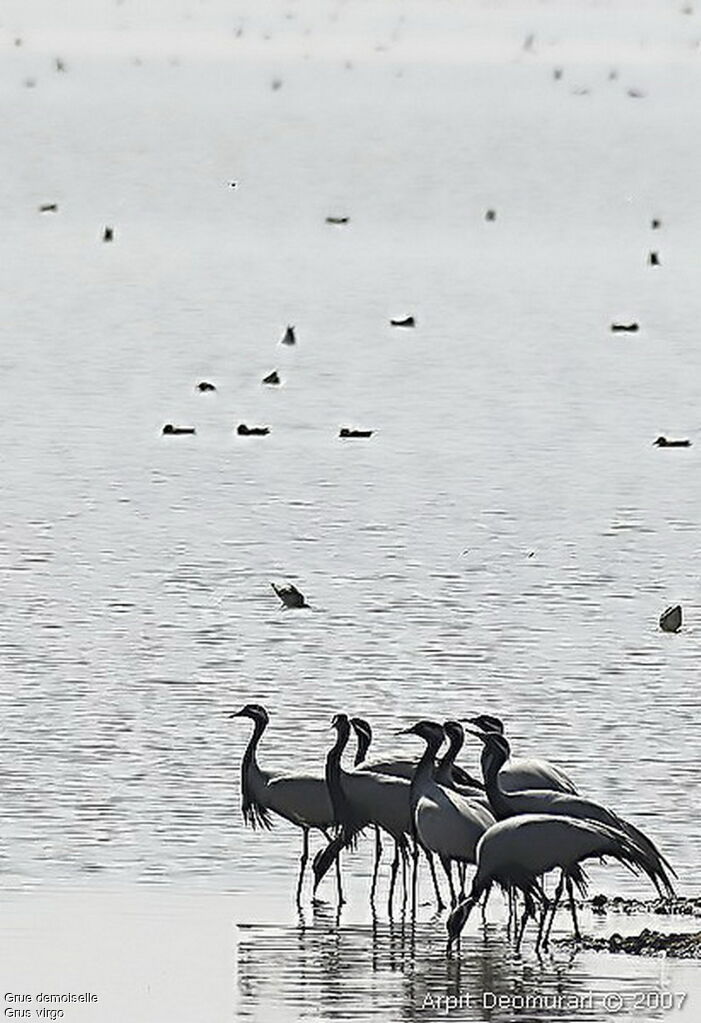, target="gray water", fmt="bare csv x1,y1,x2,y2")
1,0,700,1018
